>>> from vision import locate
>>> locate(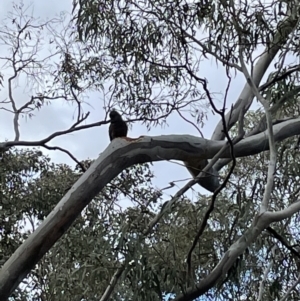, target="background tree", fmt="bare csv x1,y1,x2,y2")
2,0,300,301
